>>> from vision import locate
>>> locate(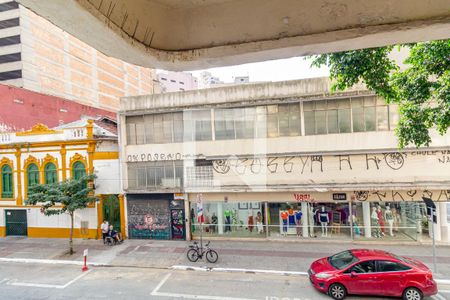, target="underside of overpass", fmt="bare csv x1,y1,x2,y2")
17,0,450,70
